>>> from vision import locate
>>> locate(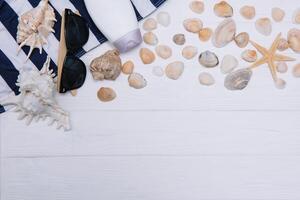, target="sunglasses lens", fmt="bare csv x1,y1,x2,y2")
65,9,89,53
60,55,86,93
